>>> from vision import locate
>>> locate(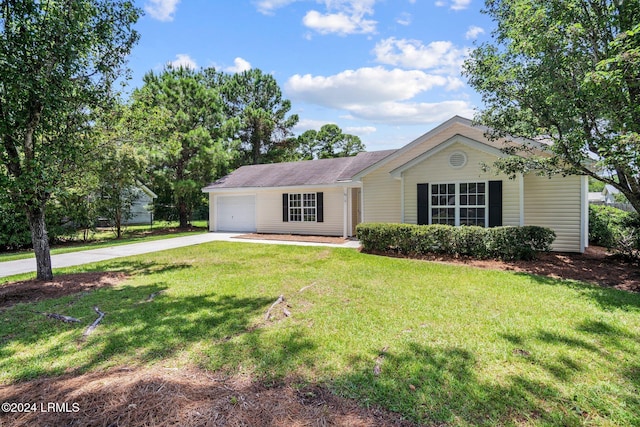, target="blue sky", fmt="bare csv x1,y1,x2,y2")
129,0,494,151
